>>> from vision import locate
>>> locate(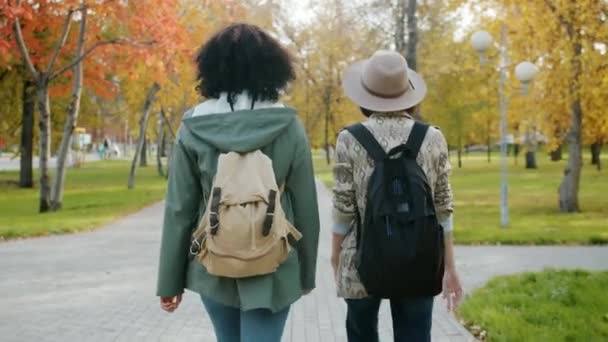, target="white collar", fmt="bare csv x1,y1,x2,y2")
192,92,284,117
